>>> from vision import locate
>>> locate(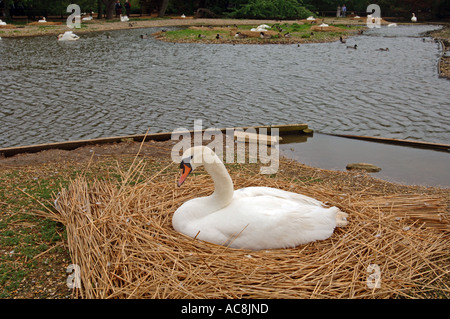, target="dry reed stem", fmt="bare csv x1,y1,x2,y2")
39,156,449,299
